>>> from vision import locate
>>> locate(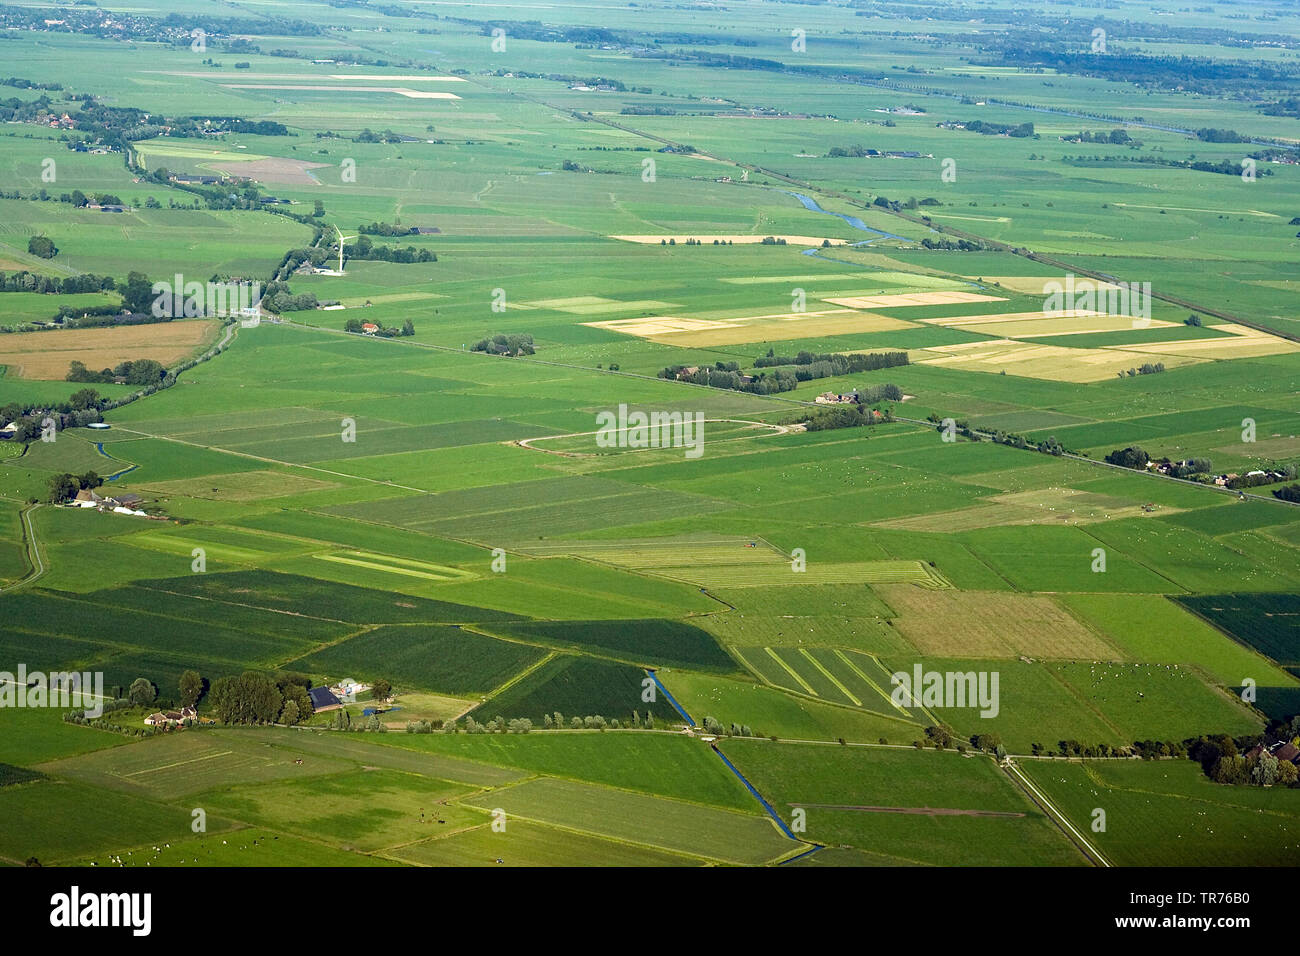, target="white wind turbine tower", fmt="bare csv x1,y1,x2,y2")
333,225,356,274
